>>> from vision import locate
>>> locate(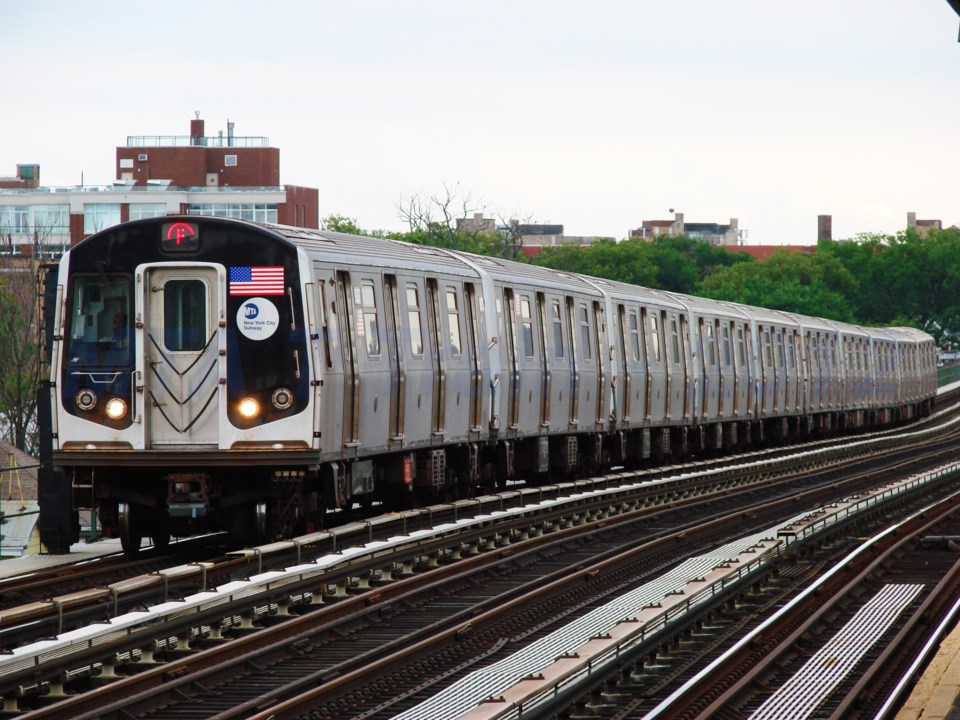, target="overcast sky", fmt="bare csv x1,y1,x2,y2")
2,1,958,244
